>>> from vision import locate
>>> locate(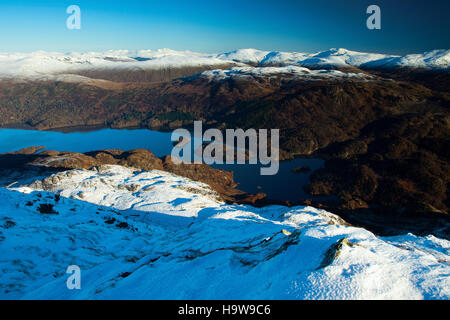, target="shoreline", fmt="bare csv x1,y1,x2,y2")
1,146,448,240
0,123,142,134
0,124,318,160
